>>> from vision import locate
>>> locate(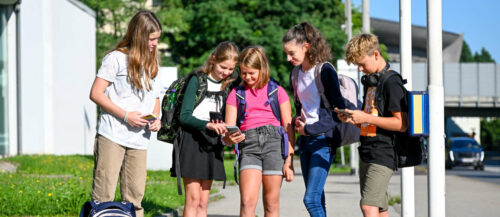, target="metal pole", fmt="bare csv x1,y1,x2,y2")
400,1,415,217
427,0,446,216
345,0,358,175
362,0,370,33
15,1,22,155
